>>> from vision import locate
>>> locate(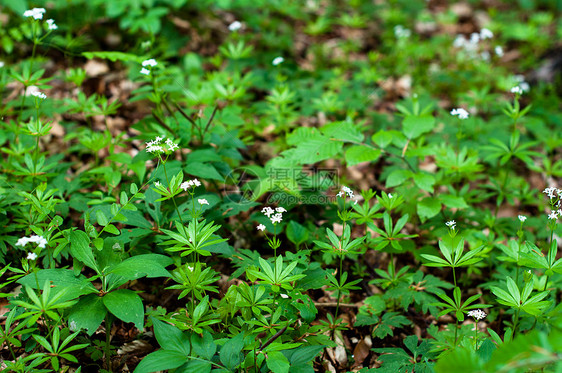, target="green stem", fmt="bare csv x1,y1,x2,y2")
104,313,113,372
513,308,520,337
162,161,185,226
452,267,457,288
